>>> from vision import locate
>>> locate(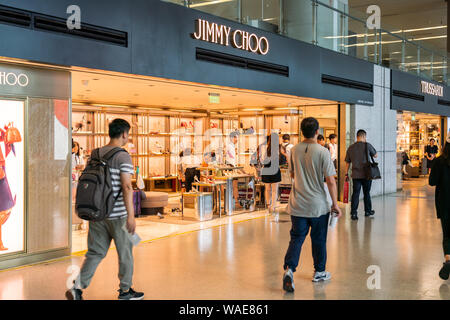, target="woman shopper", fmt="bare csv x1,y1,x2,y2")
429,133,450,280
261,134,282,214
